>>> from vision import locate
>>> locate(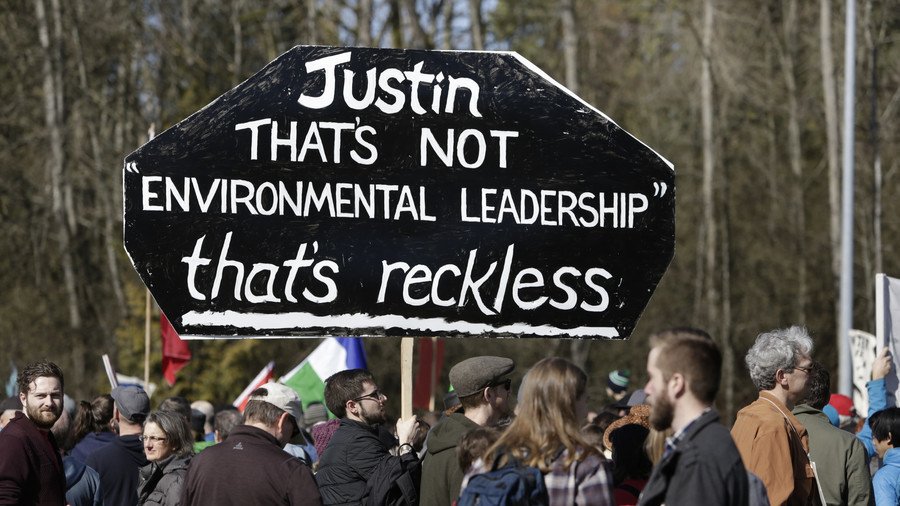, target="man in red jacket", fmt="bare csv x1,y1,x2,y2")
0,359,66,505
